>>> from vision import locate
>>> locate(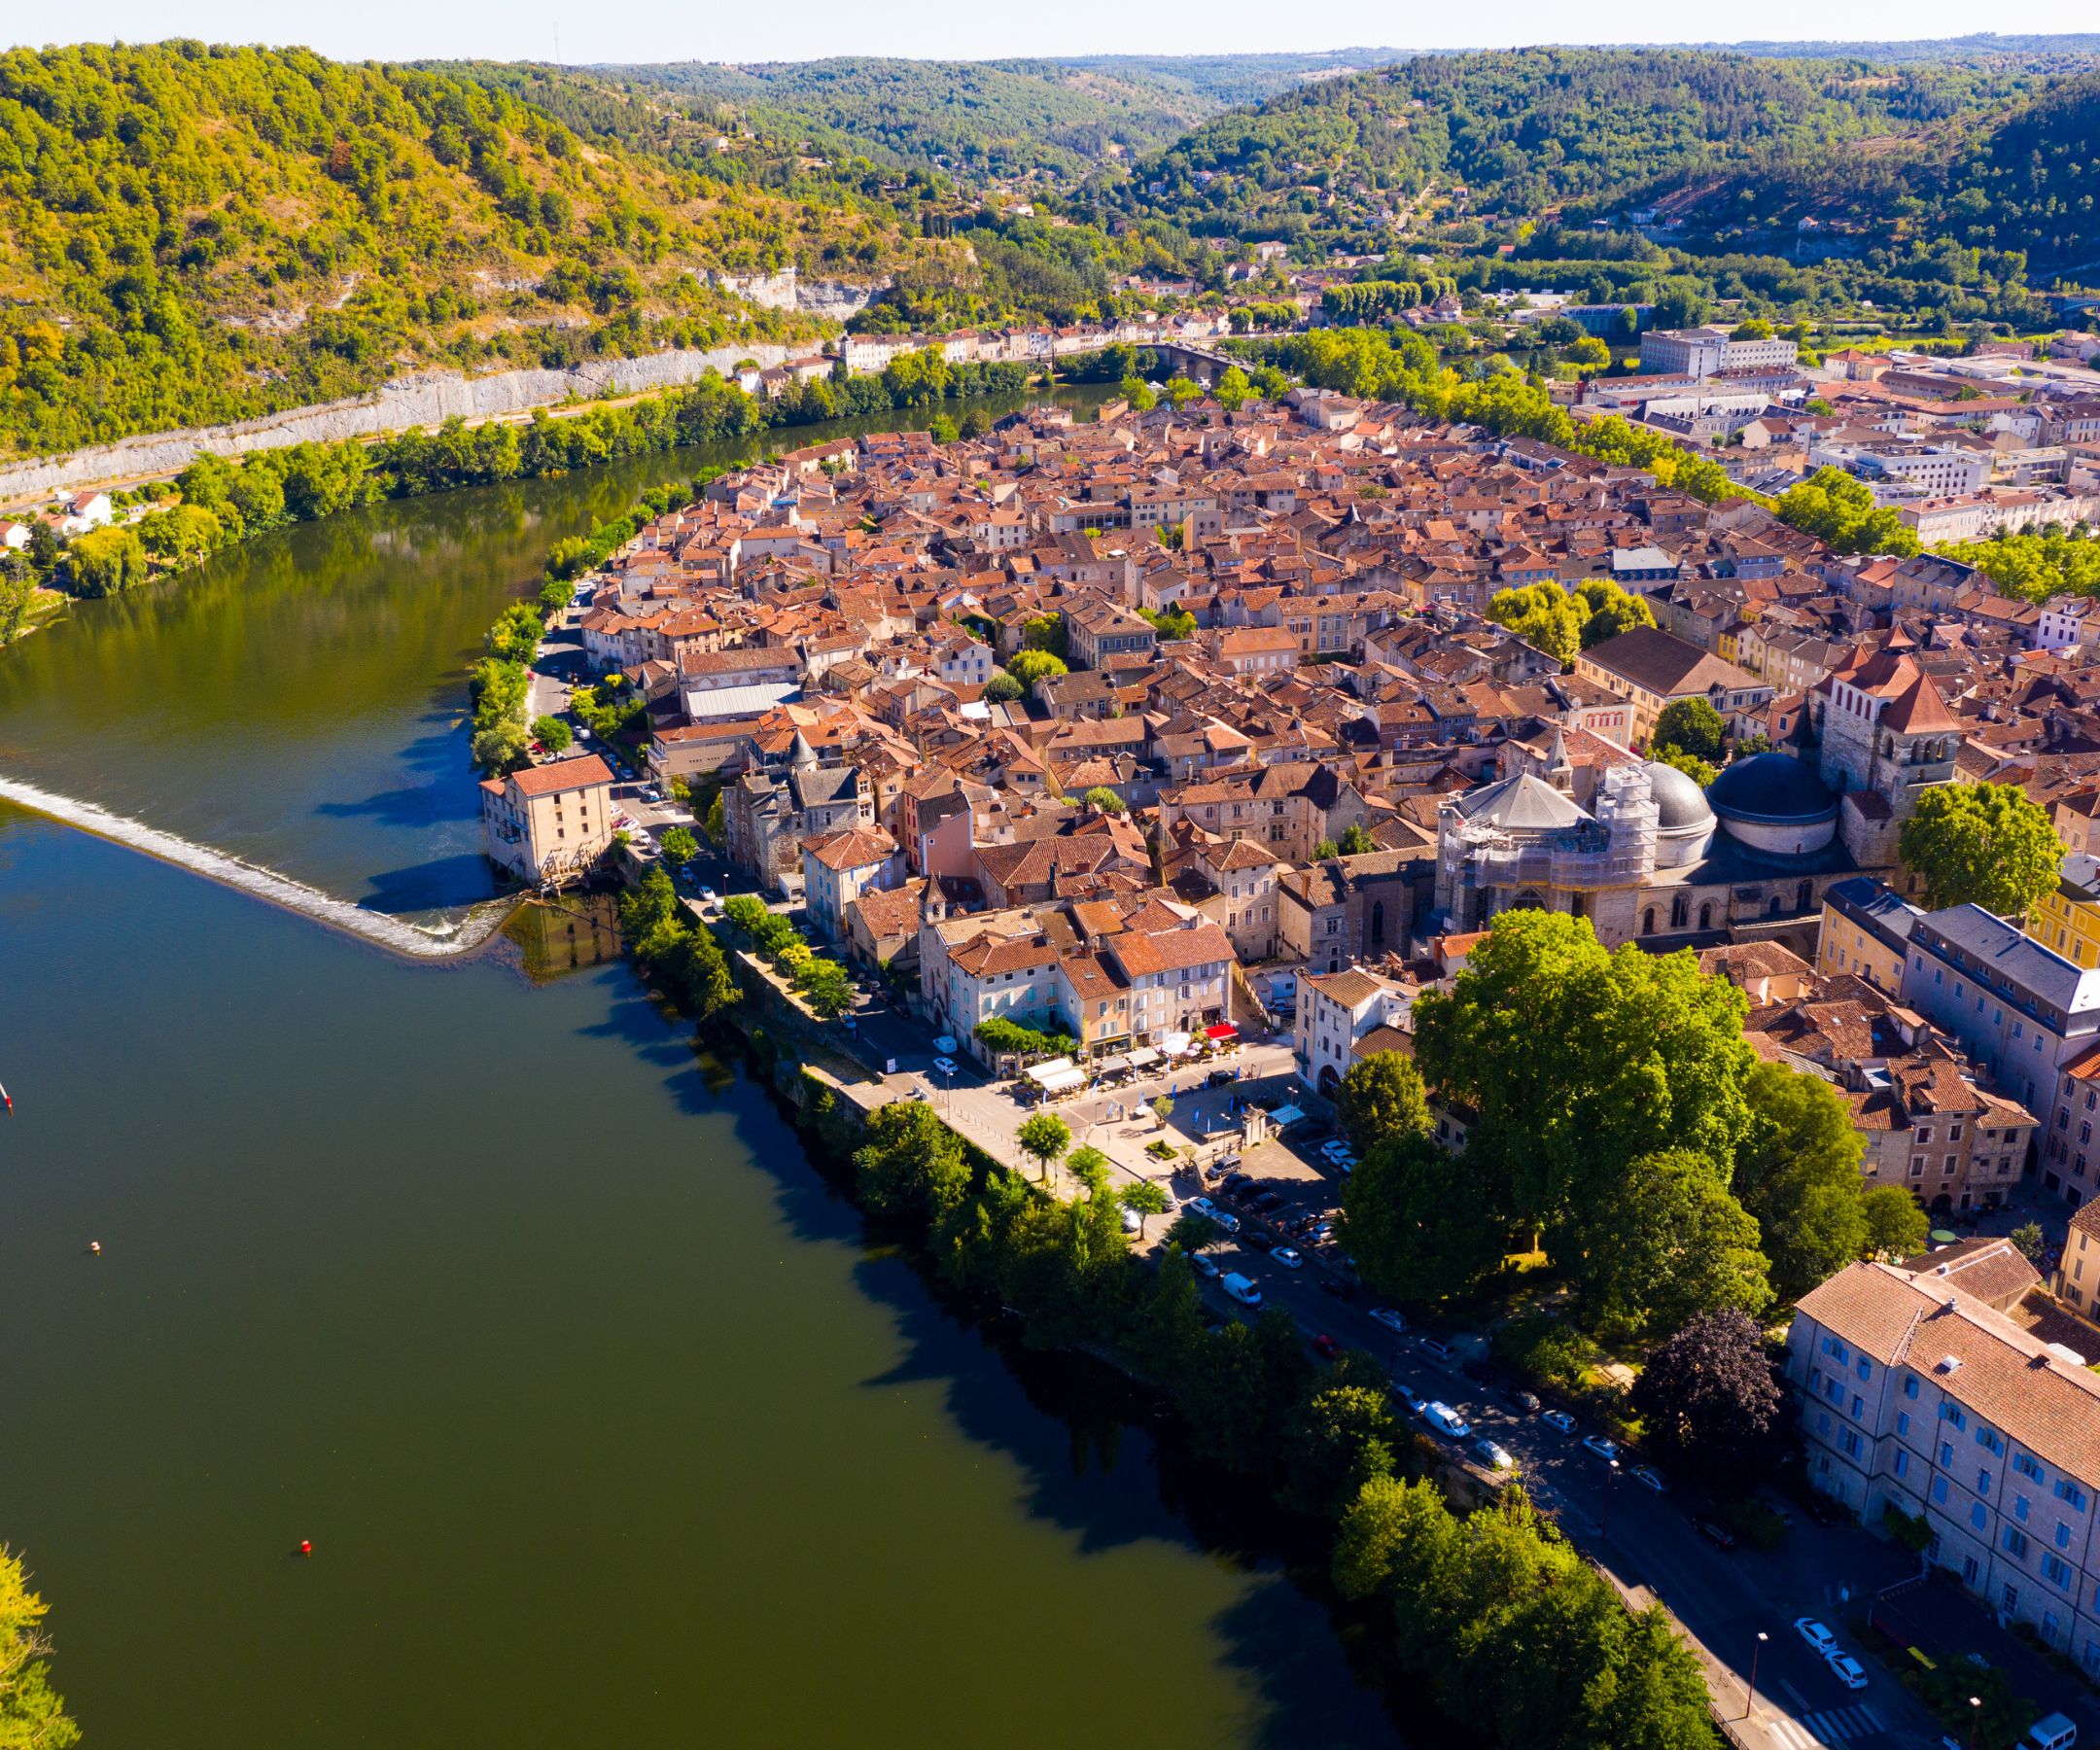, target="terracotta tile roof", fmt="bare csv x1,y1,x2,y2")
504,754,614,797
1797,1261,2100,1484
